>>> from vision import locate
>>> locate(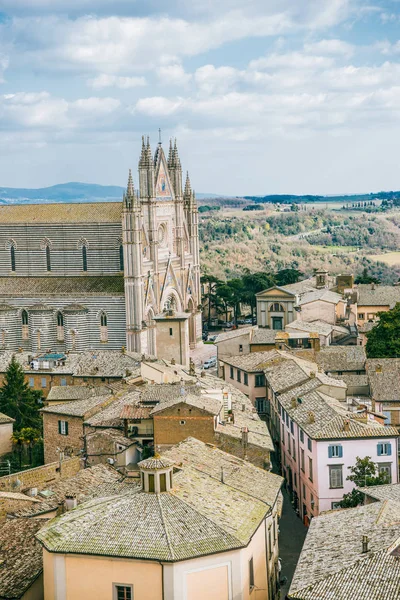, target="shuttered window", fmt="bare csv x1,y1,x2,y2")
58,420,68,436
329,465,343,489
377,443,392,456
328,445,343,458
